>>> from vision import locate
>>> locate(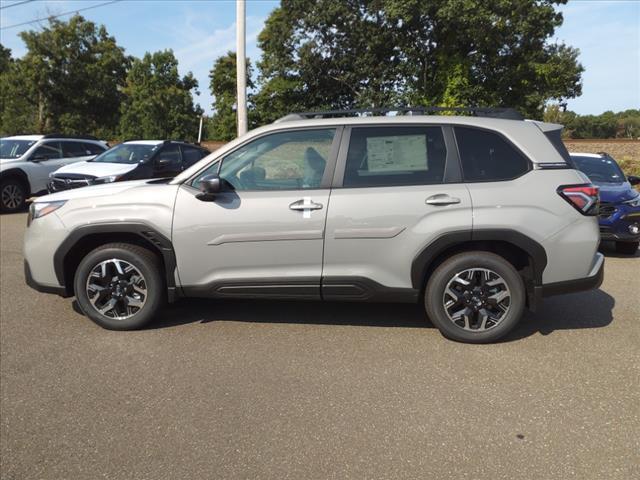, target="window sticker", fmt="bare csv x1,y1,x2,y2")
365,135,428,172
